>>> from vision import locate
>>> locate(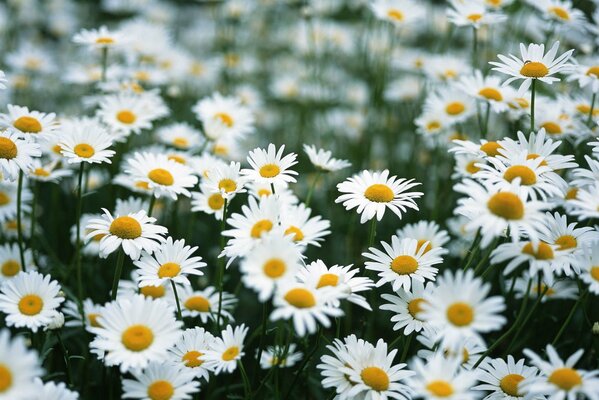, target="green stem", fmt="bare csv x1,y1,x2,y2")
587,92,596,127
505,285,549,353
253,301,268,382
55,331,73,386
170,280,183,321
462,230,481,271
552,289,588,345
16,170,26,272
400,334,412,362
530,79,536,133
284,328,321,400
305,171,322,207
75,163,85,302
367,218,377,249
100,47,108,82
110,250,125,301
483,101,491,138
471,26,478,71
216,198,228,330
29,181,38,248
147,195,156,217
238,360,252,399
